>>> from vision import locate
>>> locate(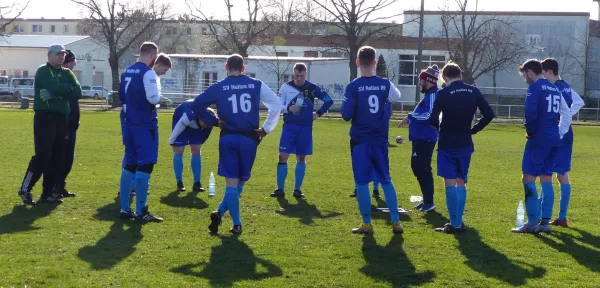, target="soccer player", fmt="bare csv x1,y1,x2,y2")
341,46,403,235
511,59,571,234
169,100,218,192
399,64,440,212
192,54,281,234
541,58,584,227
271,63,333,198
429,62,495,234
118,42,163,222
